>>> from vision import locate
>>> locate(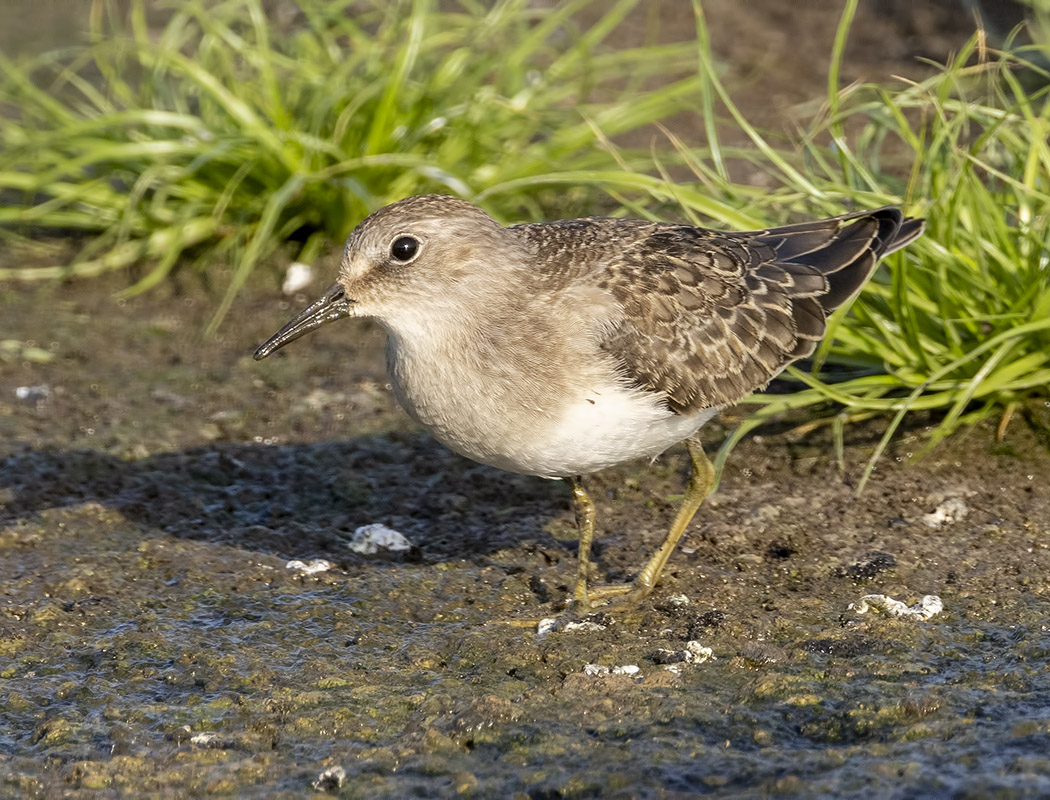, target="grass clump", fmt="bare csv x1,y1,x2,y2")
673,2,1050,486
0,0,706,330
